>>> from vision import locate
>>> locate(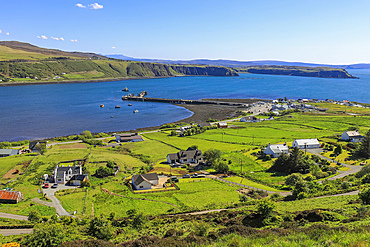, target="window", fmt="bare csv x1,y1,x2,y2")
139,186,143,188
